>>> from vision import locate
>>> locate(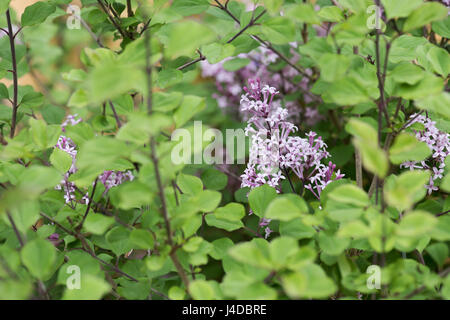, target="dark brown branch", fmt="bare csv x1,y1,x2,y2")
177,50,205,71
226,9,266,44
6,10,19,138
108,100,122,128
76,178,98,231
436,210,450,217
126,0,134,17
212,0,311,80
142,12,190,291
97,0,131,40
7,211,24,247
